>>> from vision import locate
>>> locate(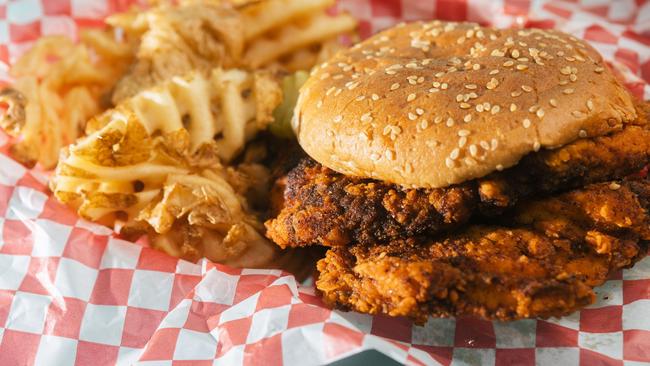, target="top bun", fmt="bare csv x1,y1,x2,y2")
292,21,637,188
